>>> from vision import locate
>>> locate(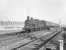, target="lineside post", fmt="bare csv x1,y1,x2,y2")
58,40,63,50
